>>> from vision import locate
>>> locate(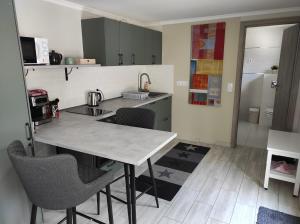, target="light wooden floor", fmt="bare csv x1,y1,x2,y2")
237,121,269,149
43,141,300,224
